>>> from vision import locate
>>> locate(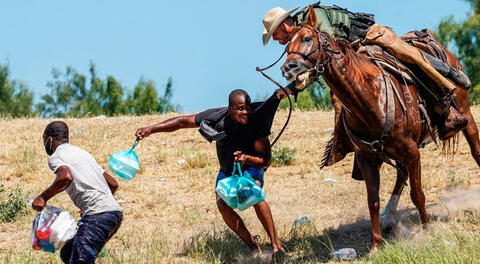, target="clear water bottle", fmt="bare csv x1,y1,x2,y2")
38,239,56,253
293,216,311,225
36,215,57,240
334,248,357,260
